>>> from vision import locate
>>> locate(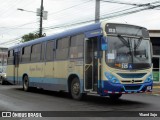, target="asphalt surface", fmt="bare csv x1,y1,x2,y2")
0,84,160,120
